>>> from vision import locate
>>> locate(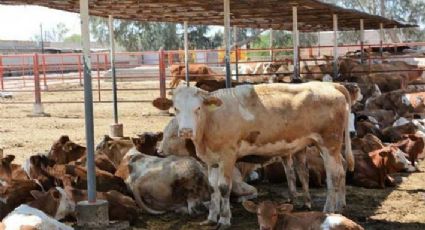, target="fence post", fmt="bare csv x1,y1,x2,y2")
32,53,46,116
78,55,83,86
96,54,101,102
0,55,3,91
159,48,166,99
41,54,48,90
